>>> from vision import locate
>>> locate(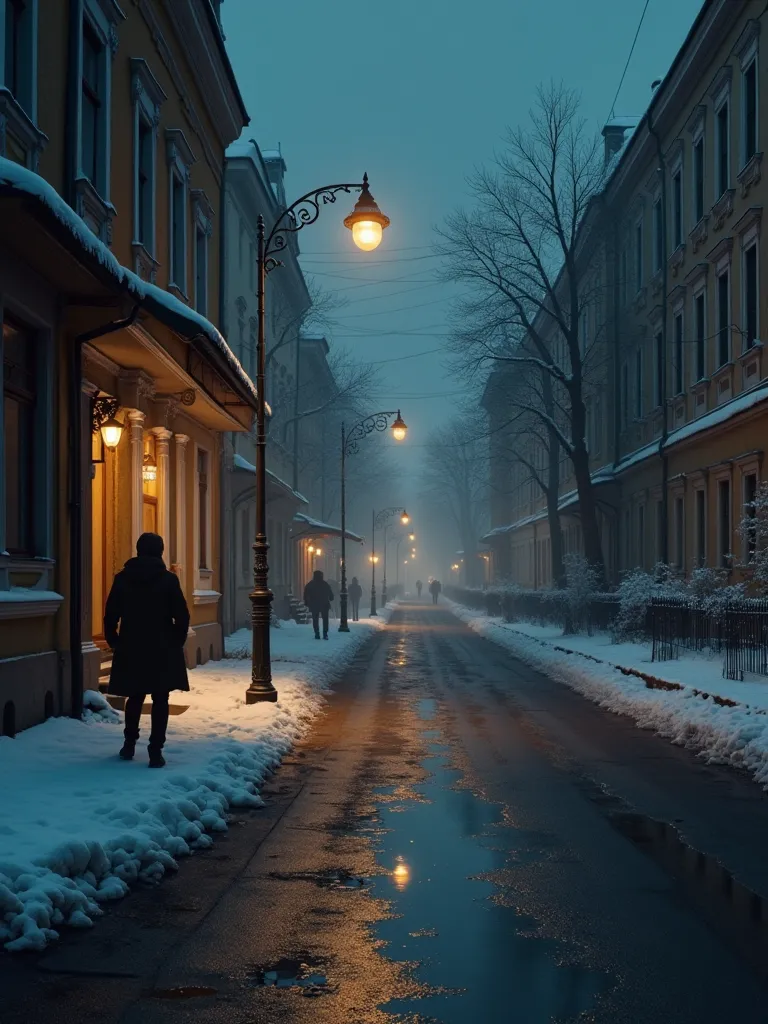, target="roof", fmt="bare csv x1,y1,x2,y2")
203,1,250,125
233,453,309,504
292,513,363,543
0,158,257,410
